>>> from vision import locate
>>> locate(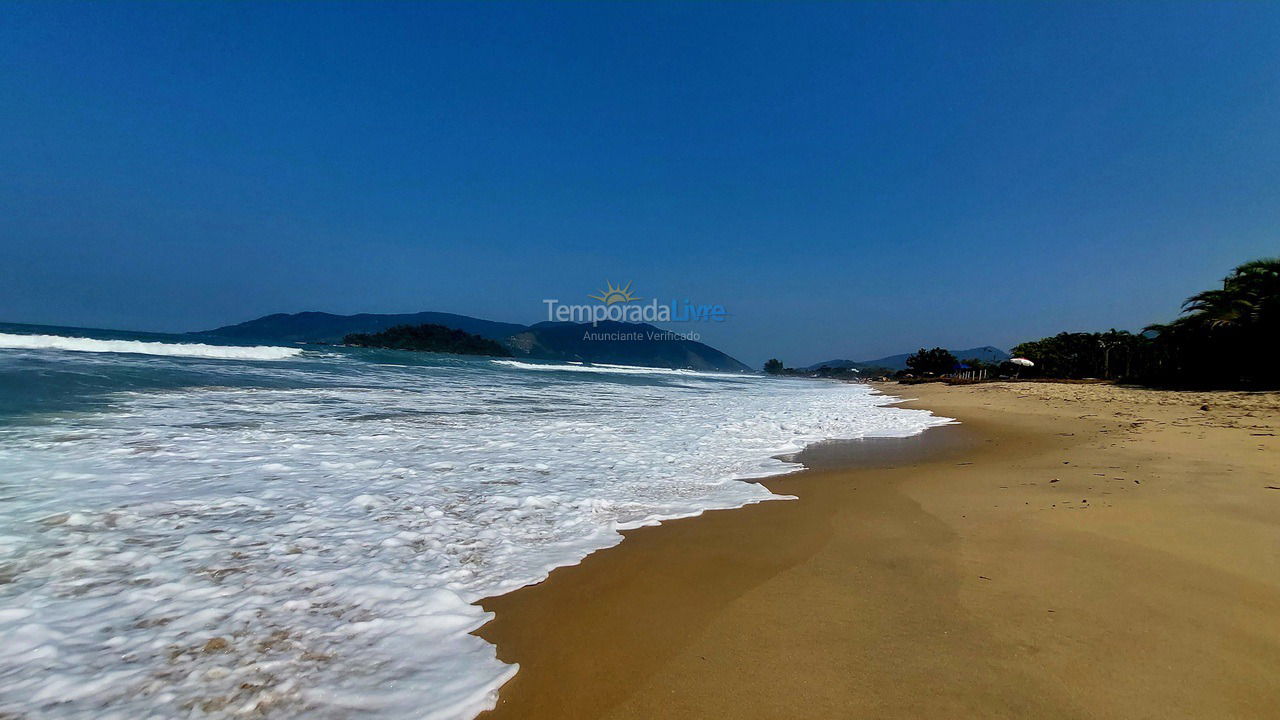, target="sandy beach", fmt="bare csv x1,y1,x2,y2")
478,381,1280,719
